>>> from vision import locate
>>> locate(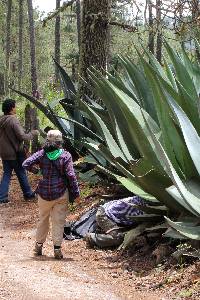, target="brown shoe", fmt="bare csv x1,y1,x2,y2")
33,242,43,256
54,248,63,260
